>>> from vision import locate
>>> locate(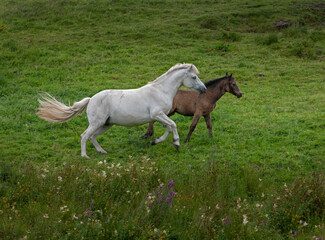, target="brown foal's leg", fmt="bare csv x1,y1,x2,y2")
142,108,176,139
204,114,213,137
185,113,202,142
142,121,155,139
